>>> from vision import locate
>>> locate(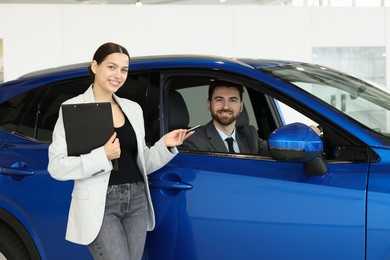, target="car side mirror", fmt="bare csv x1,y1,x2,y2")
268,123,327,175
